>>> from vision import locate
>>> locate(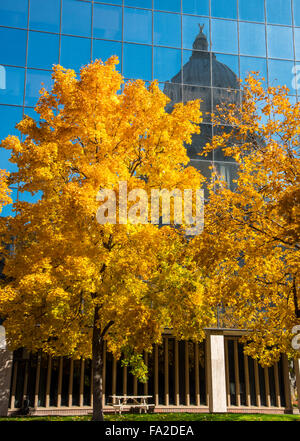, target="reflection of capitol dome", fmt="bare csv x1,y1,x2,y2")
163,24,240,162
